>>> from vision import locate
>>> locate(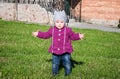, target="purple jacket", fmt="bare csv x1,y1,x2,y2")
37,26,80,55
